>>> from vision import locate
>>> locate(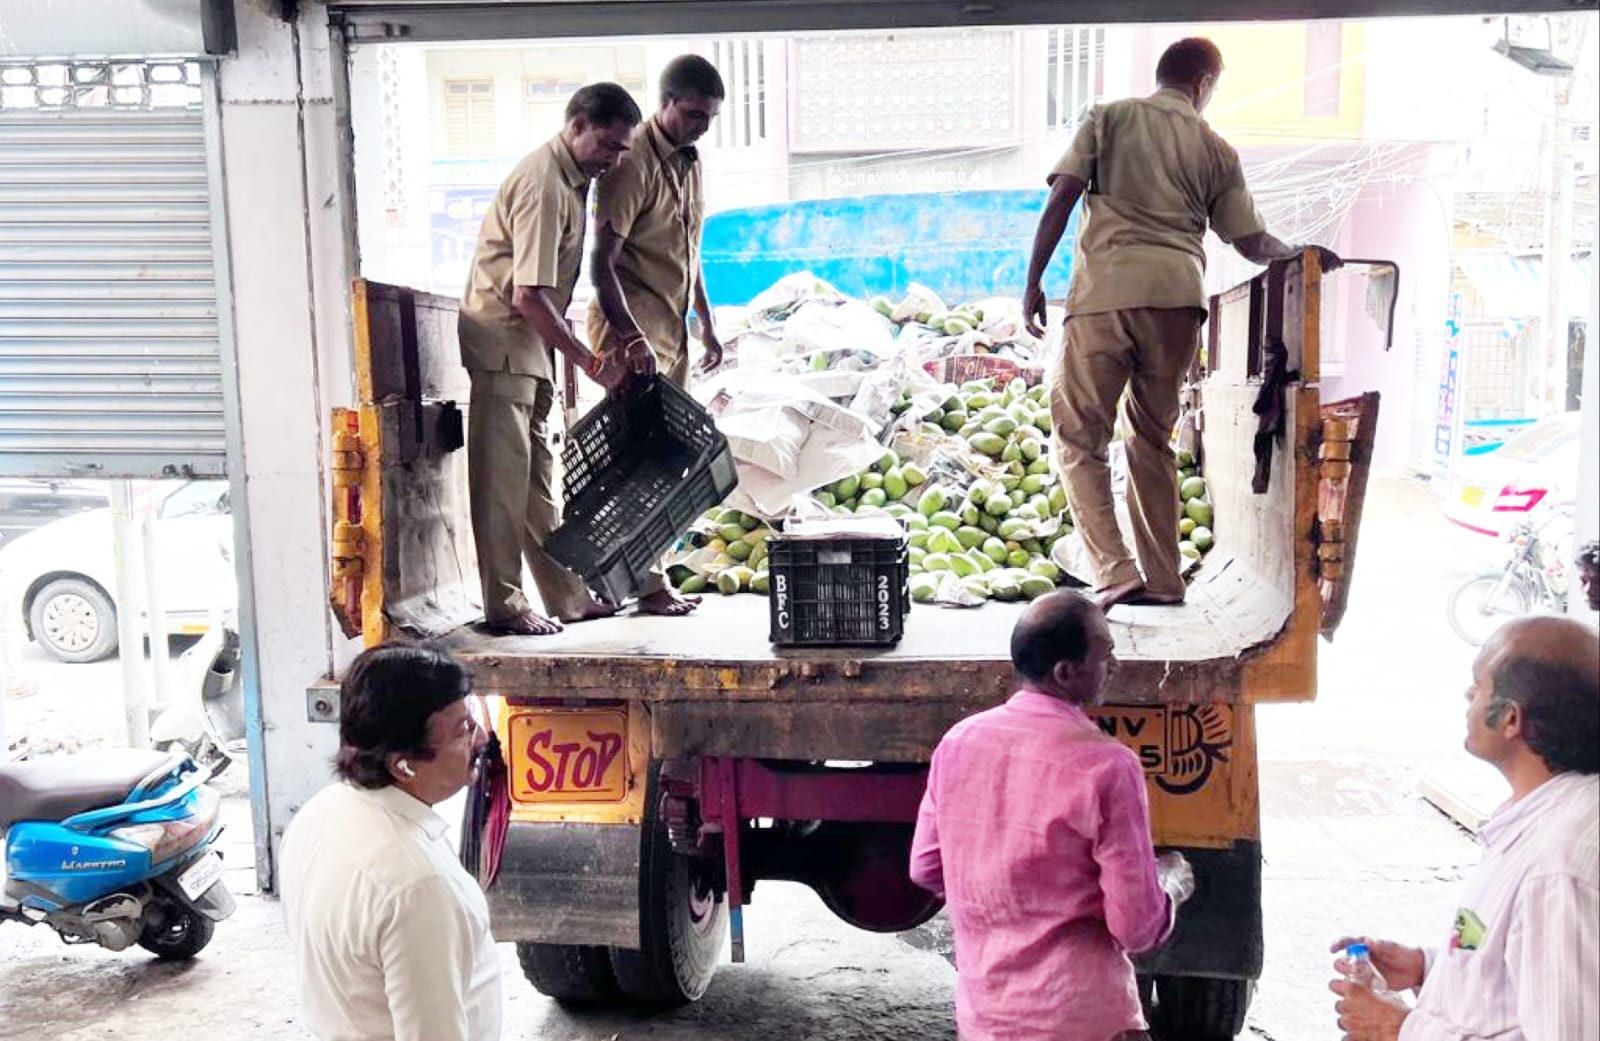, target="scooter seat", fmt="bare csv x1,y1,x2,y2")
0,749,180,831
